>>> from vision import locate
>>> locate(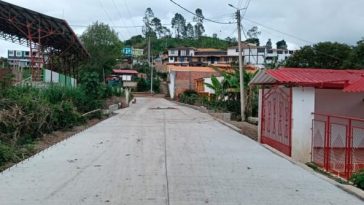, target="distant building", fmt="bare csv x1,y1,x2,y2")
167,44,295,69
167,47,233,66
227,43,294,68
167,65,220,99
7,50,43,68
